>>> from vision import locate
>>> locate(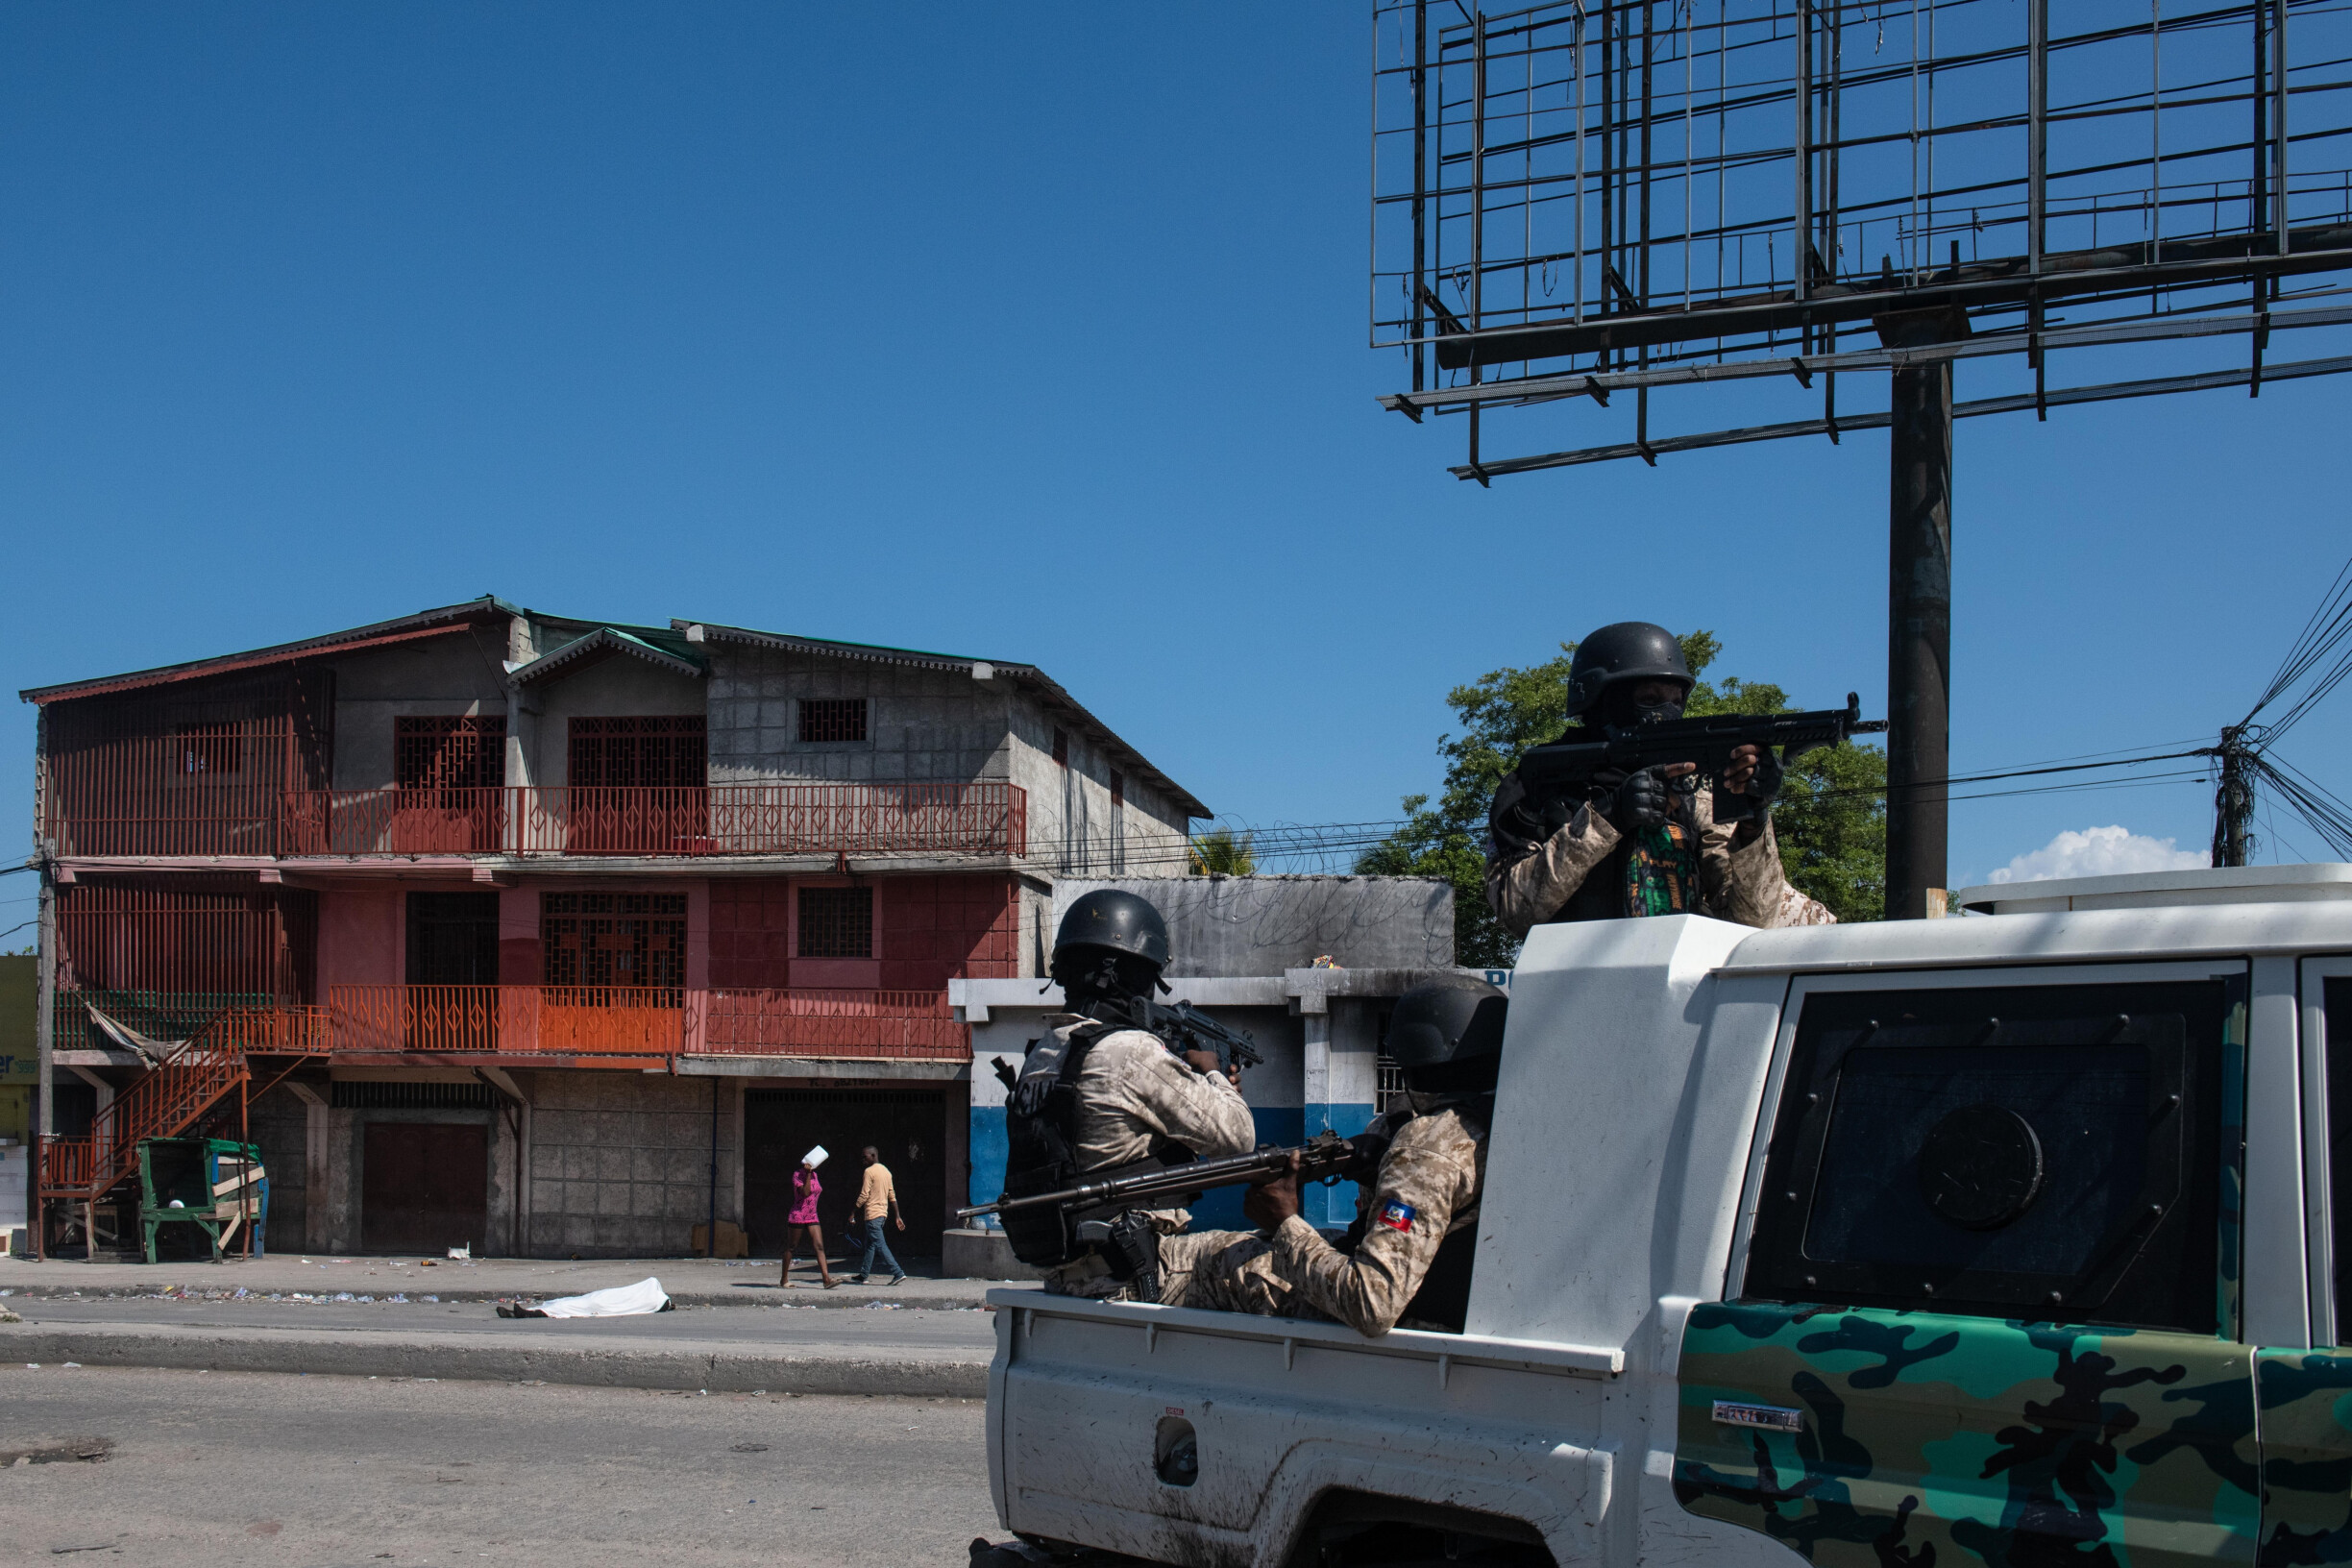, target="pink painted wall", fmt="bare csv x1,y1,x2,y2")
315,887,403,989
